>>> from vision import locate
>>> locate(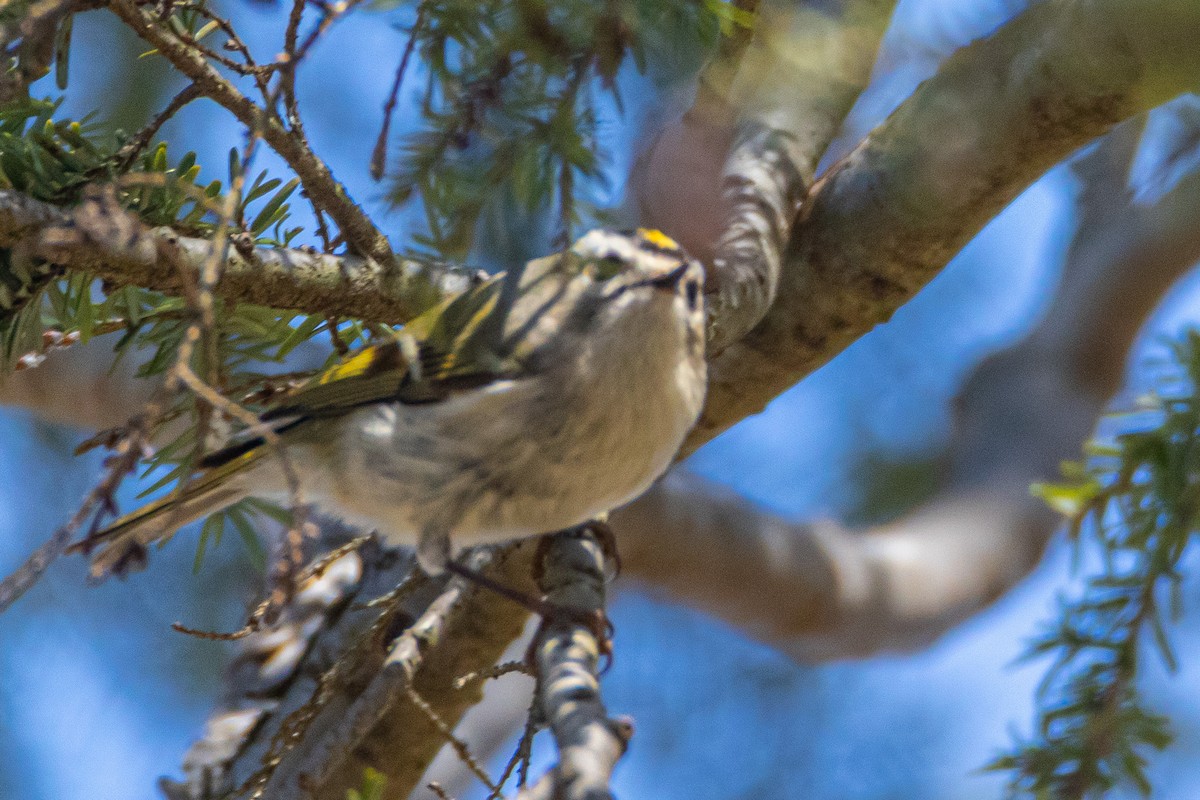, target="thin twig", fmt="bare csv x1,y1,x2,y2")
166,129,313,620
371,3,427,181
173,536,371,642
312,204,334,251
108,0,395,264
300,533,373,580
350,570,426,611
277,0,308,131
174,361,313,617
169,1,277,85
114,82,202,172
0,467,126,611
148,135,245,544
172,14,272,93
326,316,348,355
492,696,539,798
171,619,258,640
292,0,370,65
406,685,500,795
0,390,165,609
453,660,533,690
